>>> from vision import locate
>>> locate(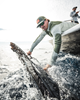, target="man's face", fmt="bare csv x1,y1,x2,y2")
73,8,76,11
41,19,49,31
